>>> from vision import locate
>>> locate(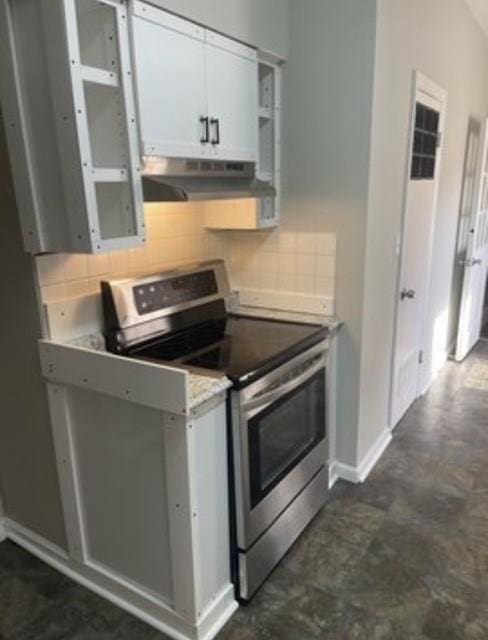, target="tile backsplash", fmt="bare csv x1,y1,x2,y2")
35,202,337,306
225,229,336,297
35,203,229,303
